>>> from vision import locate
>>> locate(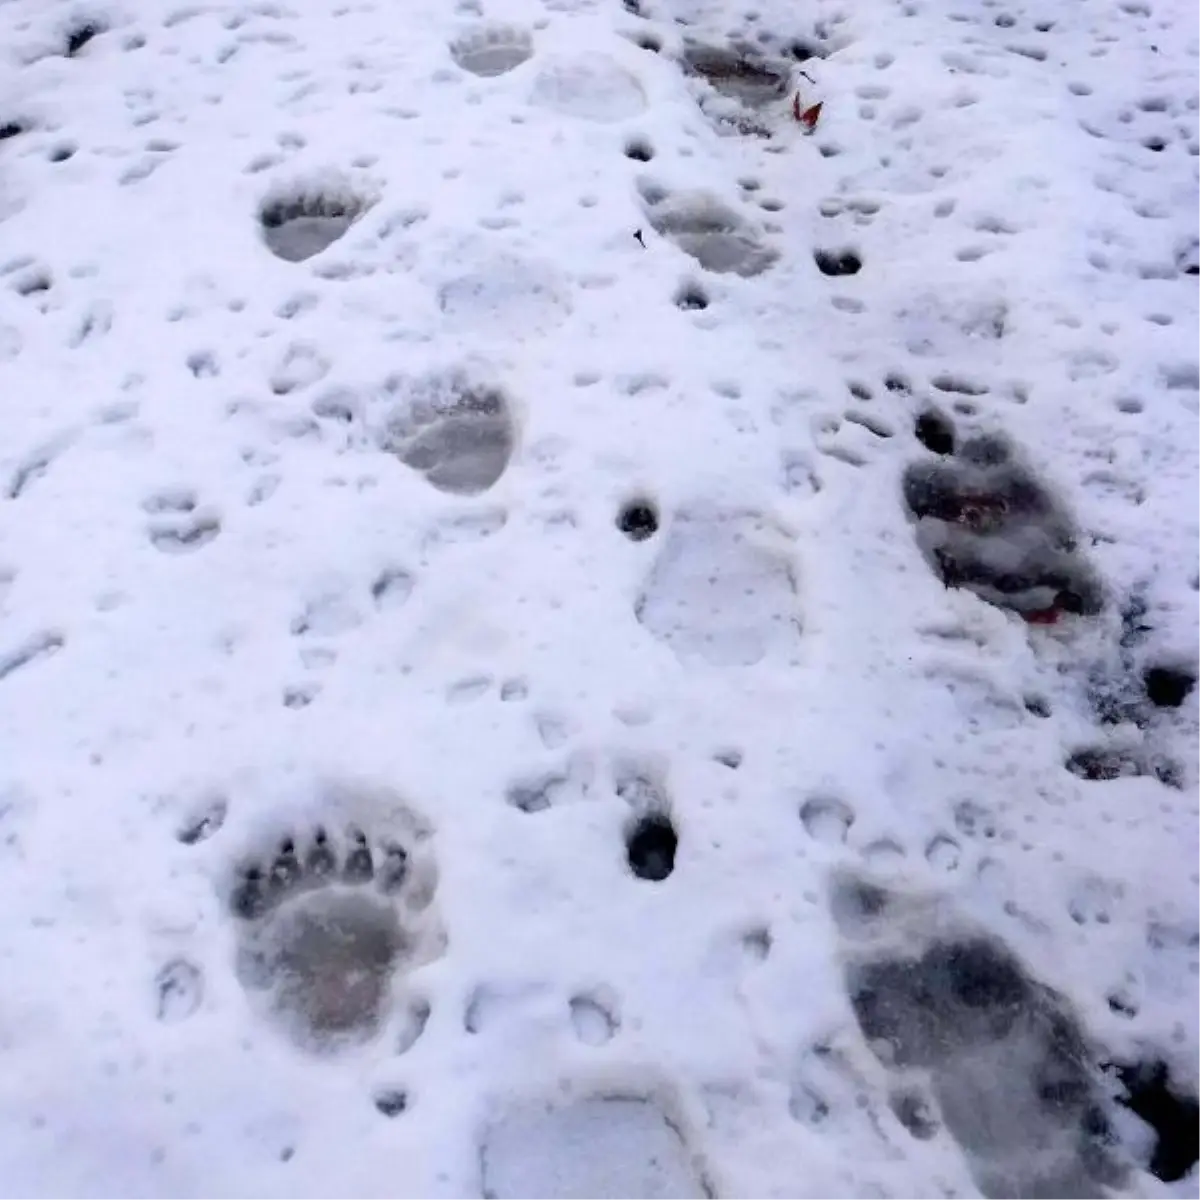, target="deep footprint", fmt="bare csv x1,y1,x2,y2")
641,185,778,277
680,42,790,108
839,879,1126,1198
260,179,373,263
231,825,417,1050
378,369,515,495
903,433,1103,619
